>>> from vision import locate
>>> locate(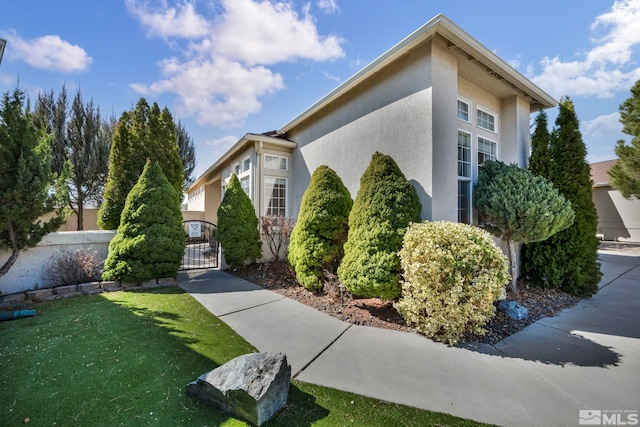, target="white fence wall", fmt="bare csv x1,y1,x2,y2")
0,231,116,295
